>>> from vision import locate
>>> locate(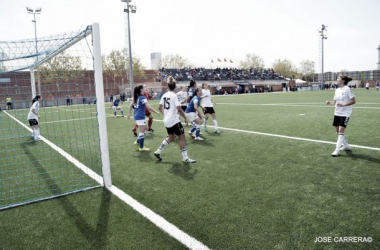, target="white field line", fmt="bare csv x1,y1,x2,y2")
216,102,380,110
4,111,210,250
154,119,380,151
